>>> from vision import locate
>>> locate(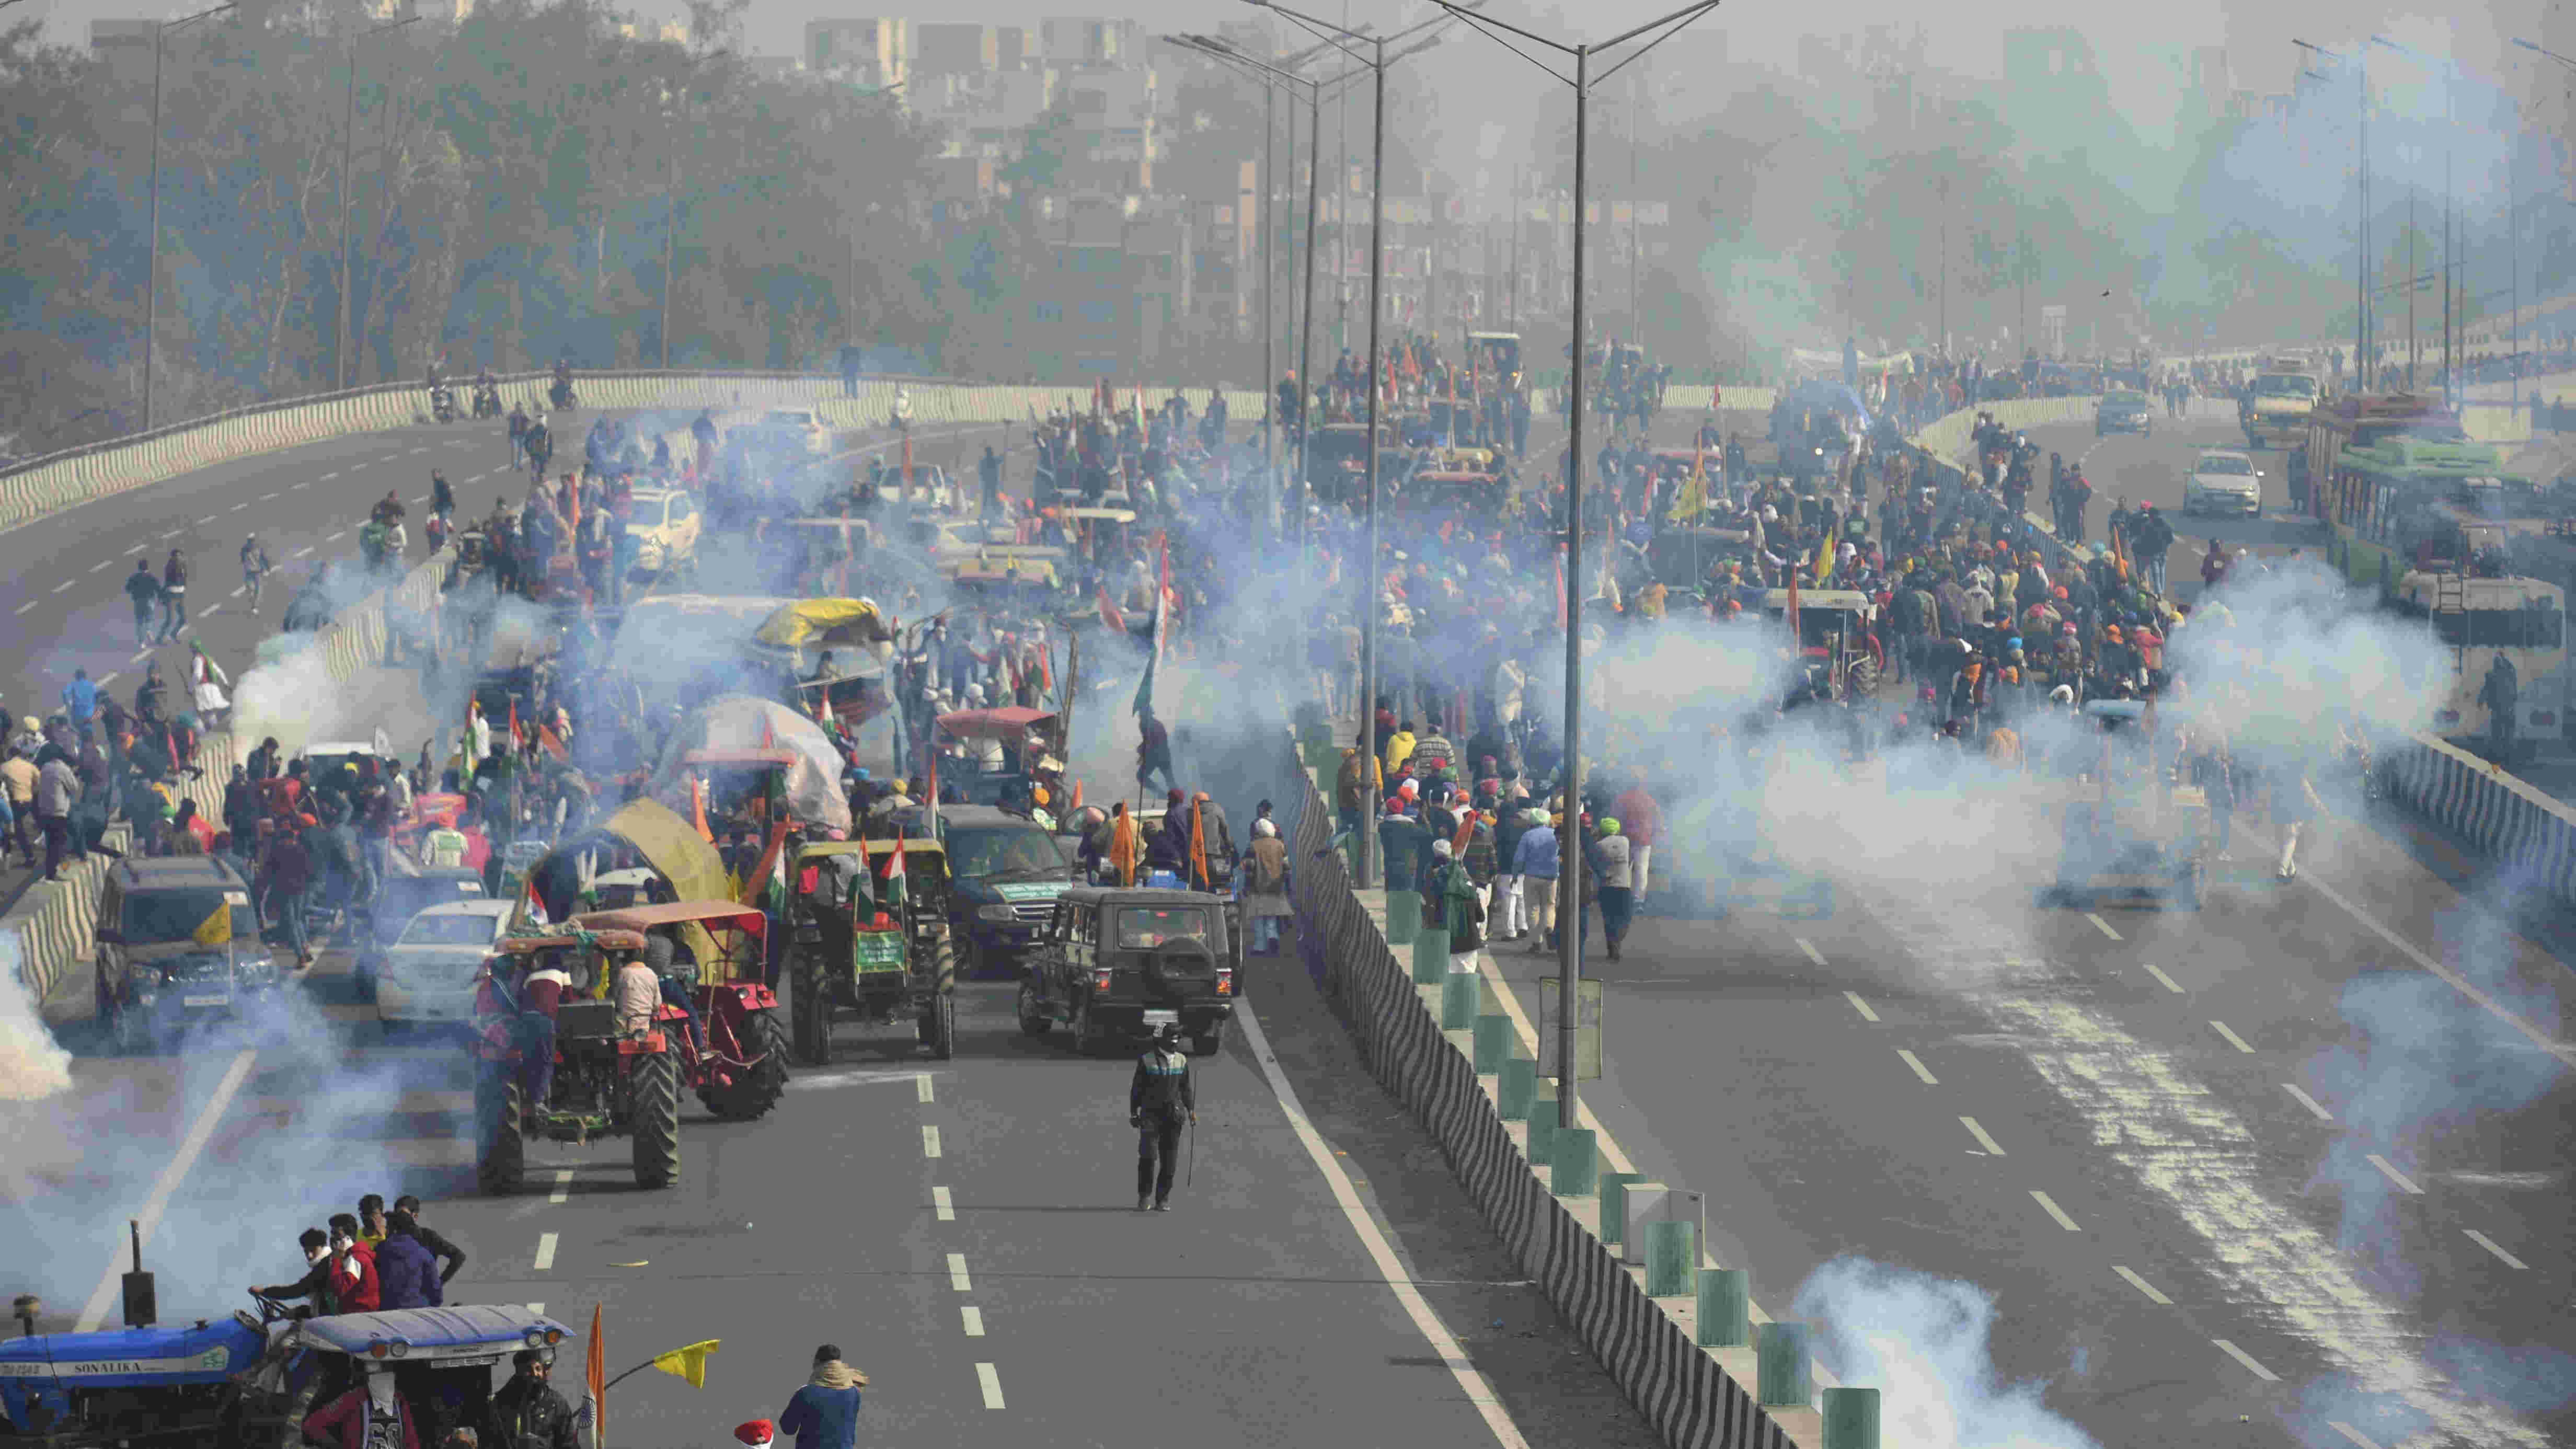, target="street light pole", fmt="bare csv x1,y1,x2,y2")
143,1,236,432
1428,0,1720,1129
